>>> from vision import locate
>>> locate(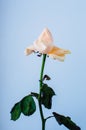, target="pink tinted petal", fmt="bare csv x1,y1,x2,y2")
33,28,54,54
33,40,53,54
25,28,54,55
38,28,53,45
